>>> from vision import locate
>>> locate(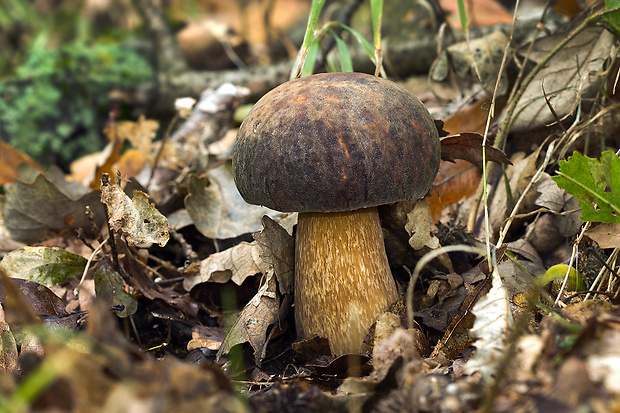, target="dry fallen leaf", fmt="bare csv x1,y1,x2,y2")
439,0,513,28
183,241,268,291
101,175,170,247
0,141,44,186
0,247,87,287
0,277,66,319
462,267,513,382
253,216,295,294
489,151,539,236
431,31,511,94
405,198,440,250
440,132,512,168
0,167,104,243
0,217,27,253
216,271,280,366
535,172,581,237
586,223,620,248
442,93,506,135
0,303,19,373
109,115,159,156
187,325,227,352
93,261,138,318
429,159,481,222
113,149,148,179
185,162,283,240
69,139,124,189
513,27,615,132
429,274,491,362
